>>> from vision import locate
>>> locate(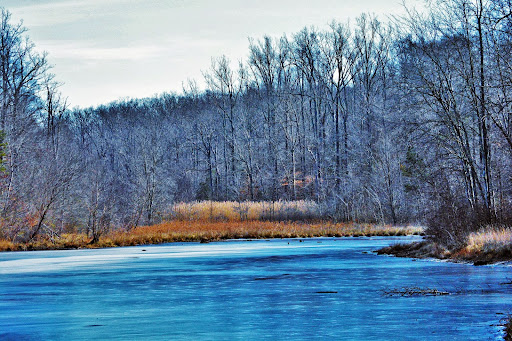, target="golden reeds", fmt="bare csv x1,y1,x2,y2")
0,201,425,251
95,221,423,248
380,226,512,264
0,220,423,251
169,200,320,222
465,227,512,253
